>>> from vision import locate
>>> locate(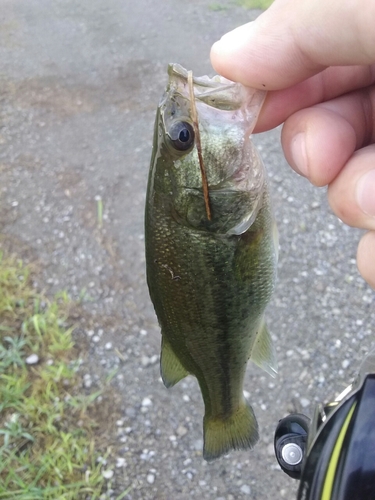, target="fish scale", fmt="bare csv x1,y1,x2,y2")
145,63,278,461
